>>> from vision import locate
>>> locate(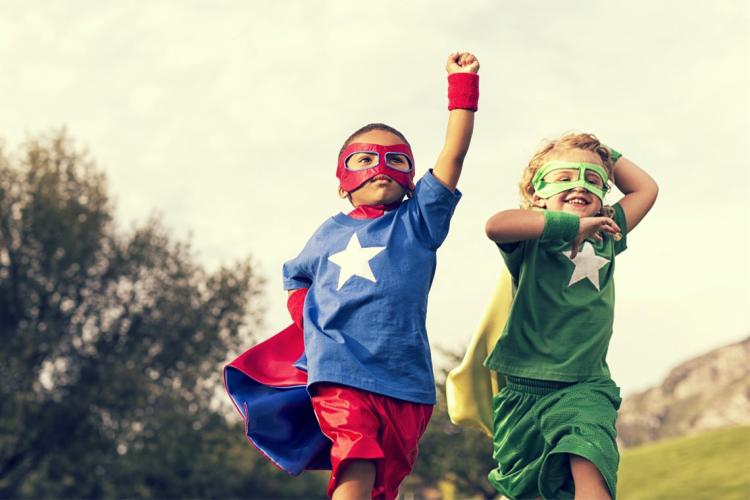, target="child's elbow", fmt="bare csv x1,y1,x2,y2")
647,178,660,205
485,218,502,242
